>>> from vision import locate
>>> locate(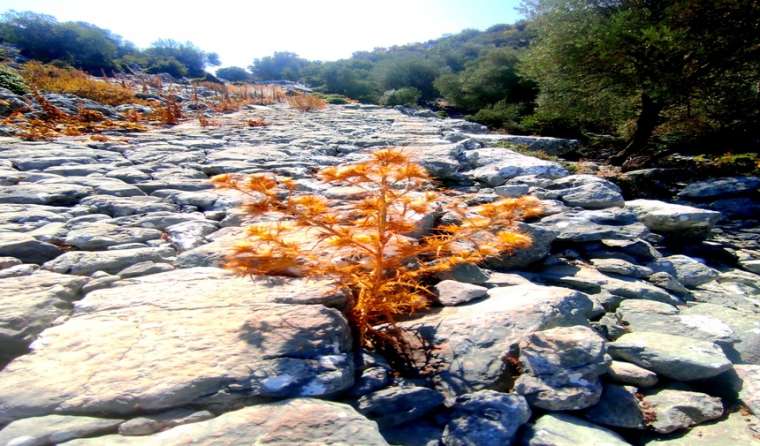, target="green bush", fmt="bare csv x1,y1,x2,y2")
468,100,523,131
0,64,28,95
379,87,421,107
145,57,188,78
